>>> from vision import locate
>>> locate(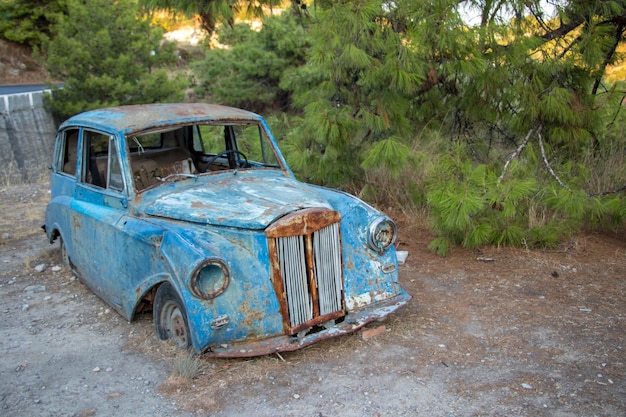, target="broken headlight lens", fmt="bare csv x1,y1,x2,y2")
367,216,397,254
191,259,230,299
